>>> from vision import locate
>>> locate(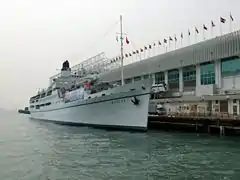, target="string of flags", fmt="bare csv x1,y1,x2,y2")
107,13,235,65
